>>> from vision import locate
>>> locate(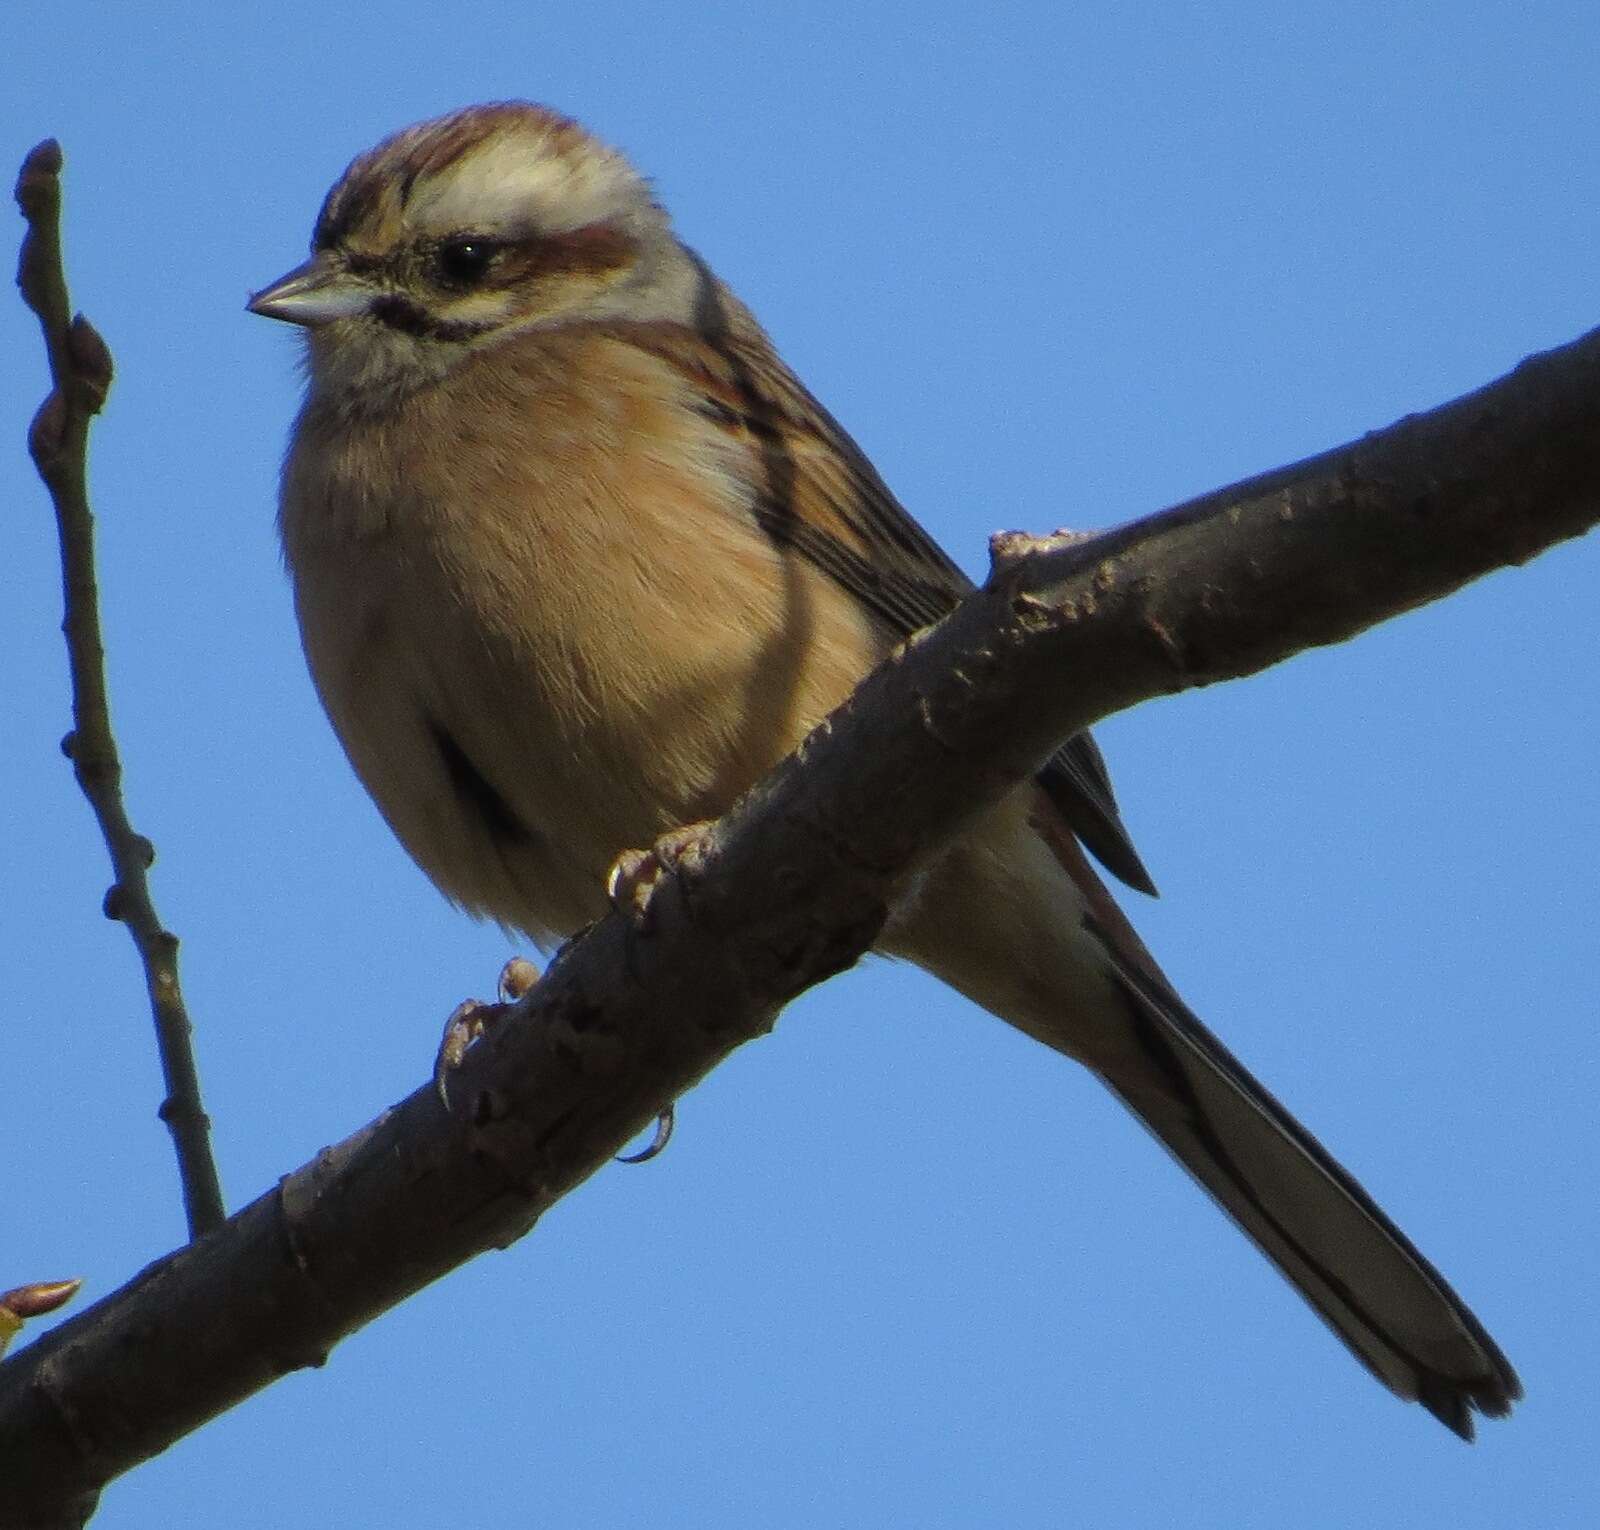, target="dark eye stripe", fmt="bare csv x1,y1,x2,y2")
494,224,638,285
342,222,640,343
